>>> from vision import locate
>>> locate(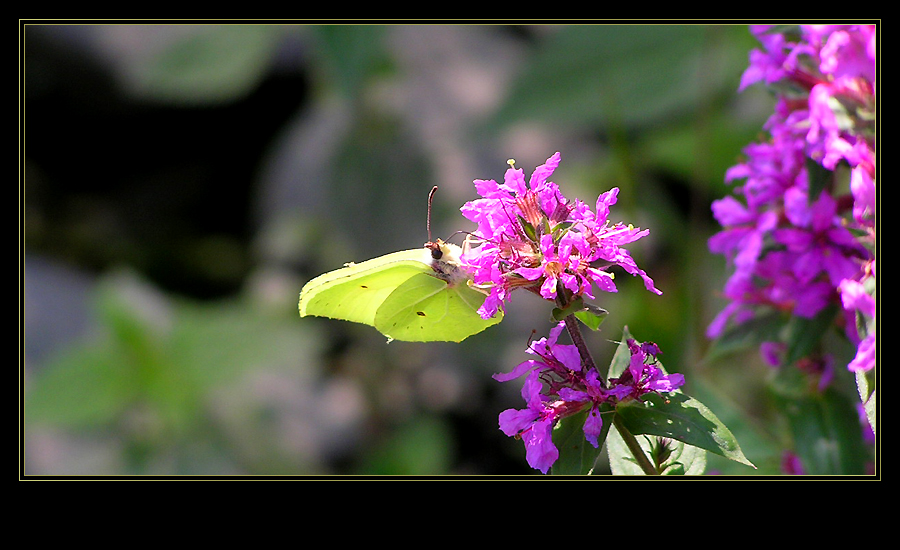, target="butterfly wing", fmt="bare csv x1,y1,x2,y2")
299,249,432,328
299,246,502,342
375,274,502,342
